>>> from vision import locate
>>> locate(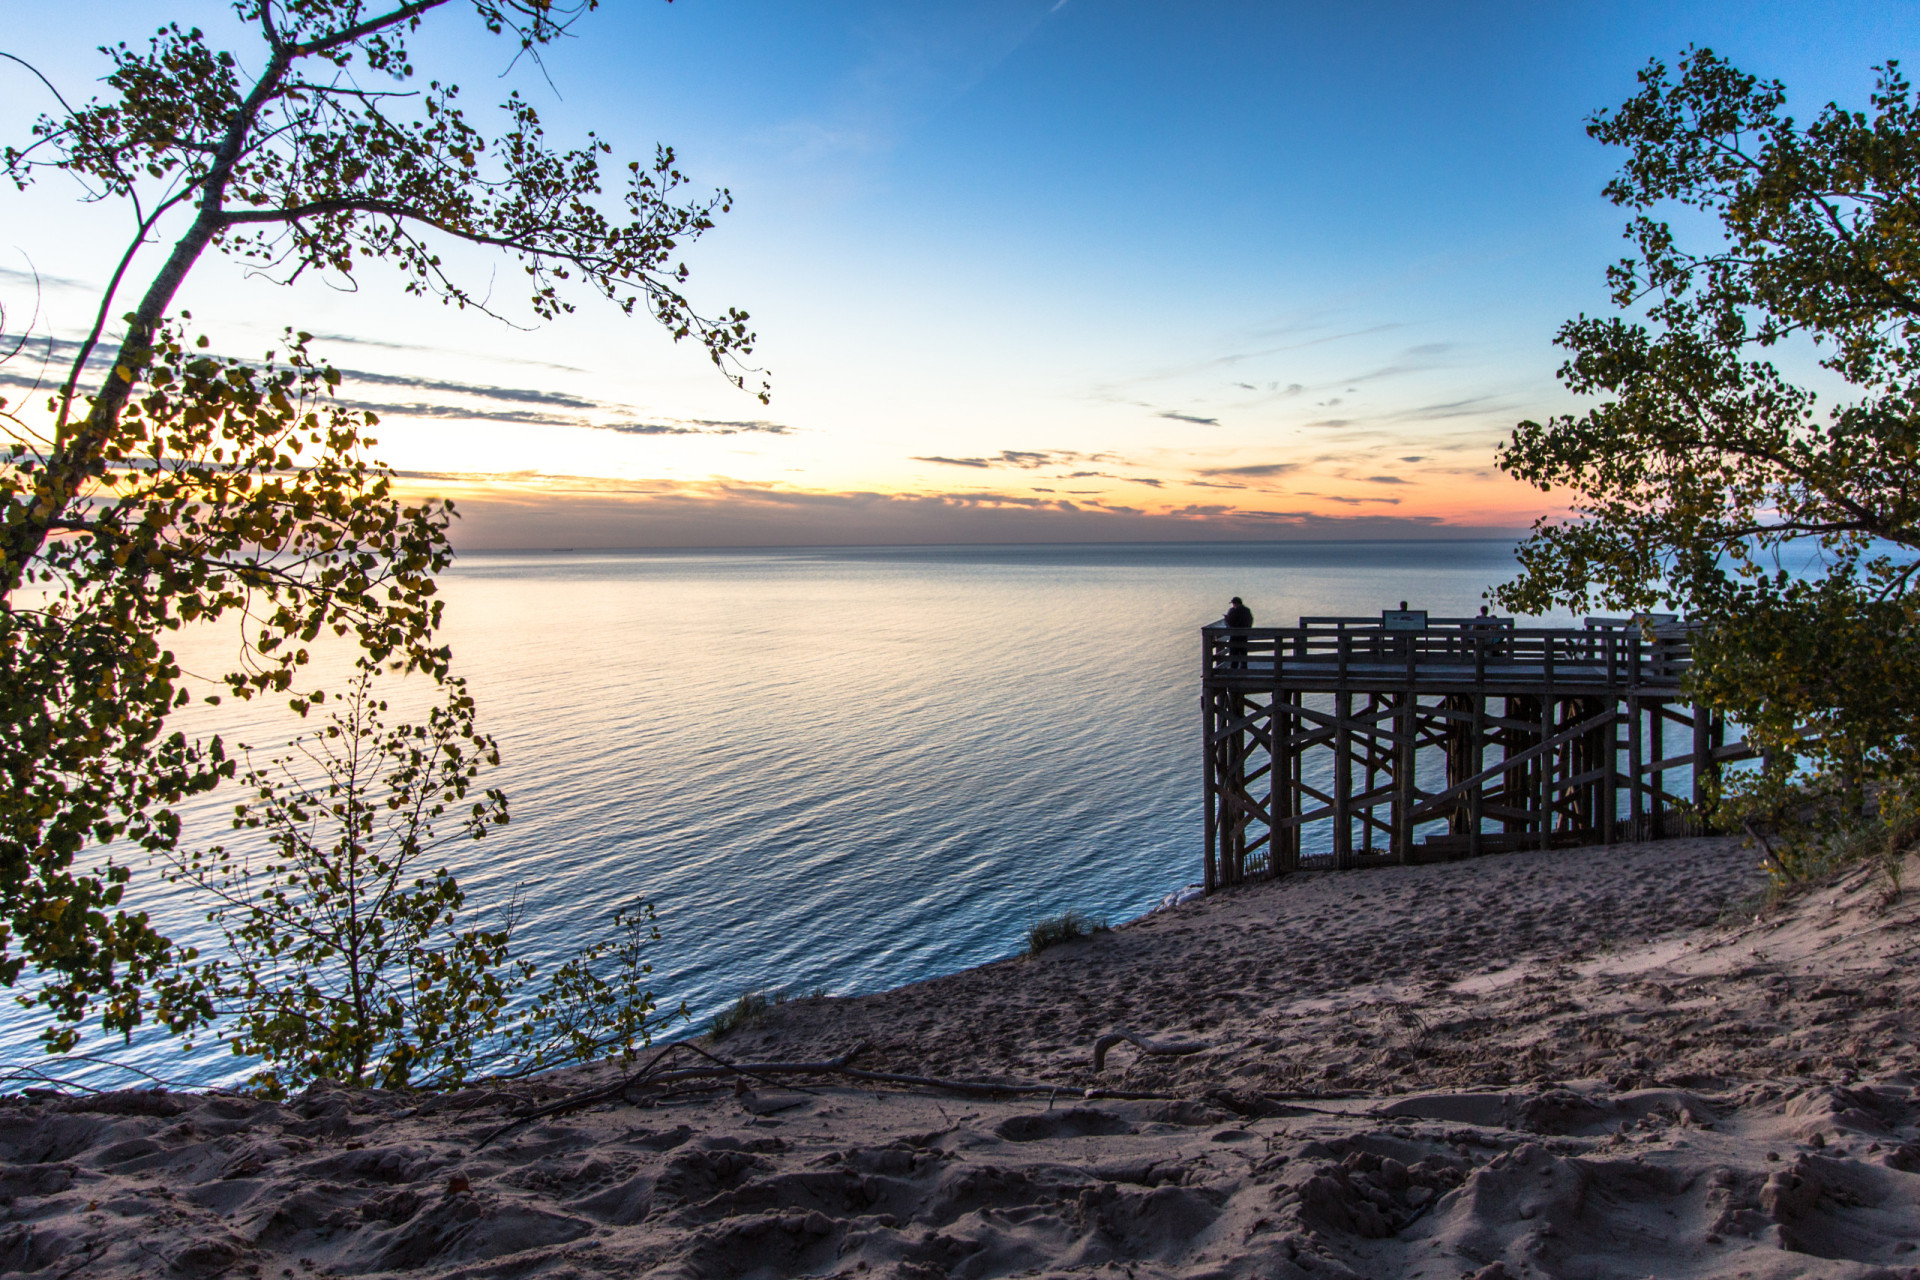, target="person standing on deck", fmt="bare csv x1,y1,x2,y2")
1223,596,1253,668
